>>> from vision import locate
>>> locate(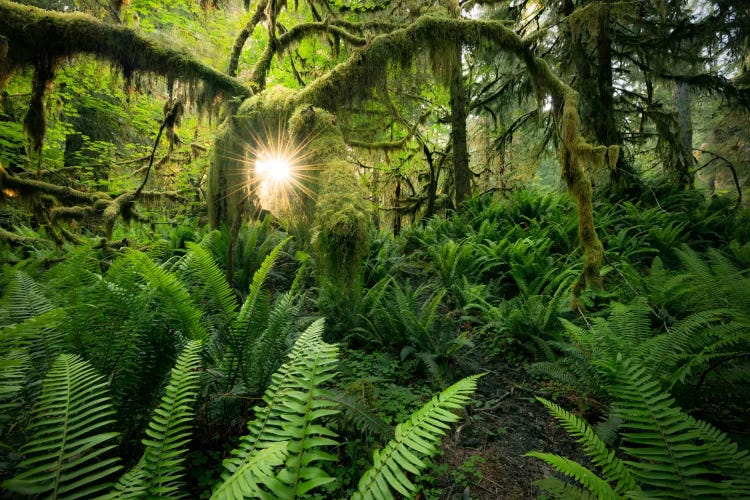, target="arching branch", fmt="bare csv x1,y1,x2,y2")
250,21,367,89
0,0,251,99
228,0,269,77
290,15,610,298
